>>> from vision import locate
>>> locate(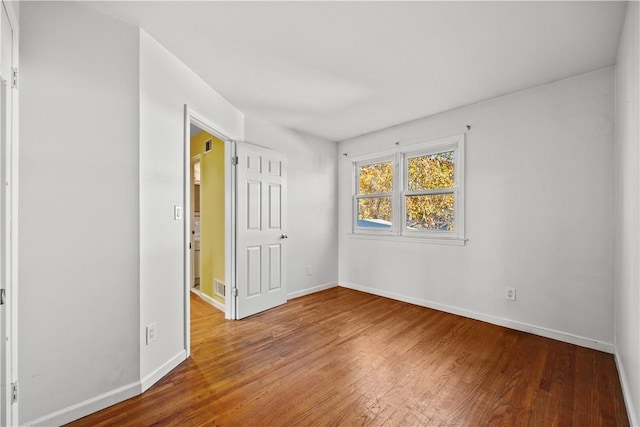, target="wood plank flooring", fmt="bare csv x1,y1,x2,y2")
67,287,629,426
